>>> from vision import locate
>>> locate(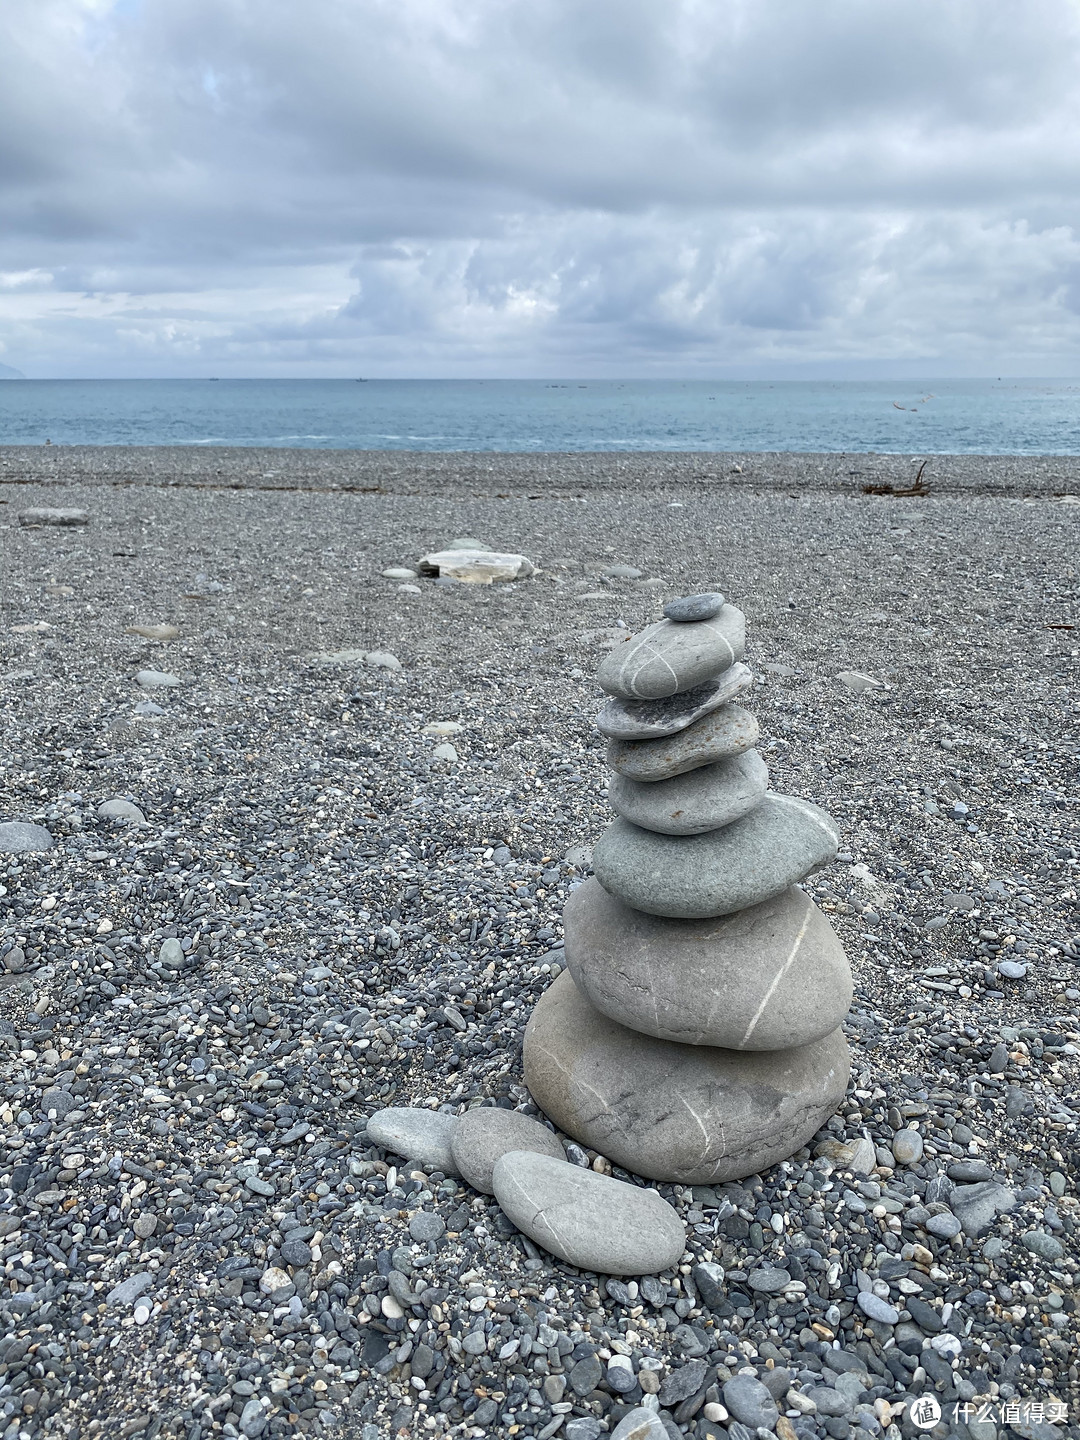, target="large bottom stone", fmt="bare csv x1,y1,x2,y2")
563,878,852,1050
524,971,850,1184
